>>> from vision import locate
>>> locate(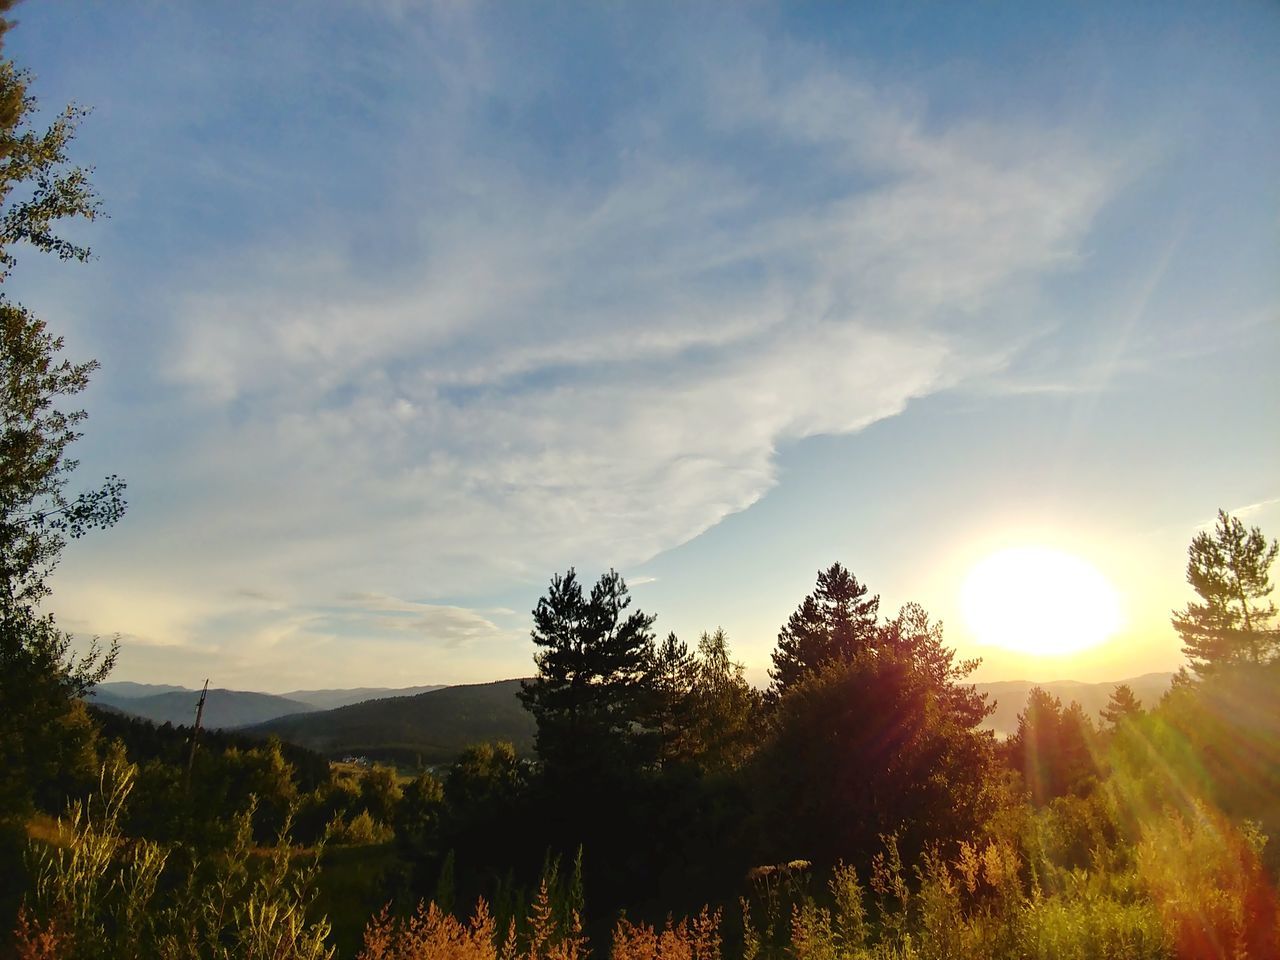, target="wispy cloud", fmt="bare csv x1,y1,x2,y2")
47,4,1123,687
